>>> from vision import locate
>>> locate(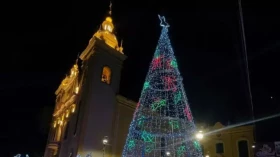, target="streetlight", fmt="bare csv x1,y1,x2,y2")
103,136,108,145
195,130,204,140
205,155,210,157
166,151,171,156
103,136,109,157
252,145,255,148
